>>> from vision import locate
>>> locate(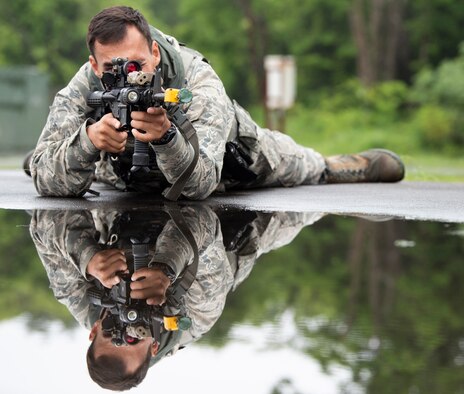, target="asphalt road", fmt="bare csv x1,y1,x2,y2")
1,170,463,223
